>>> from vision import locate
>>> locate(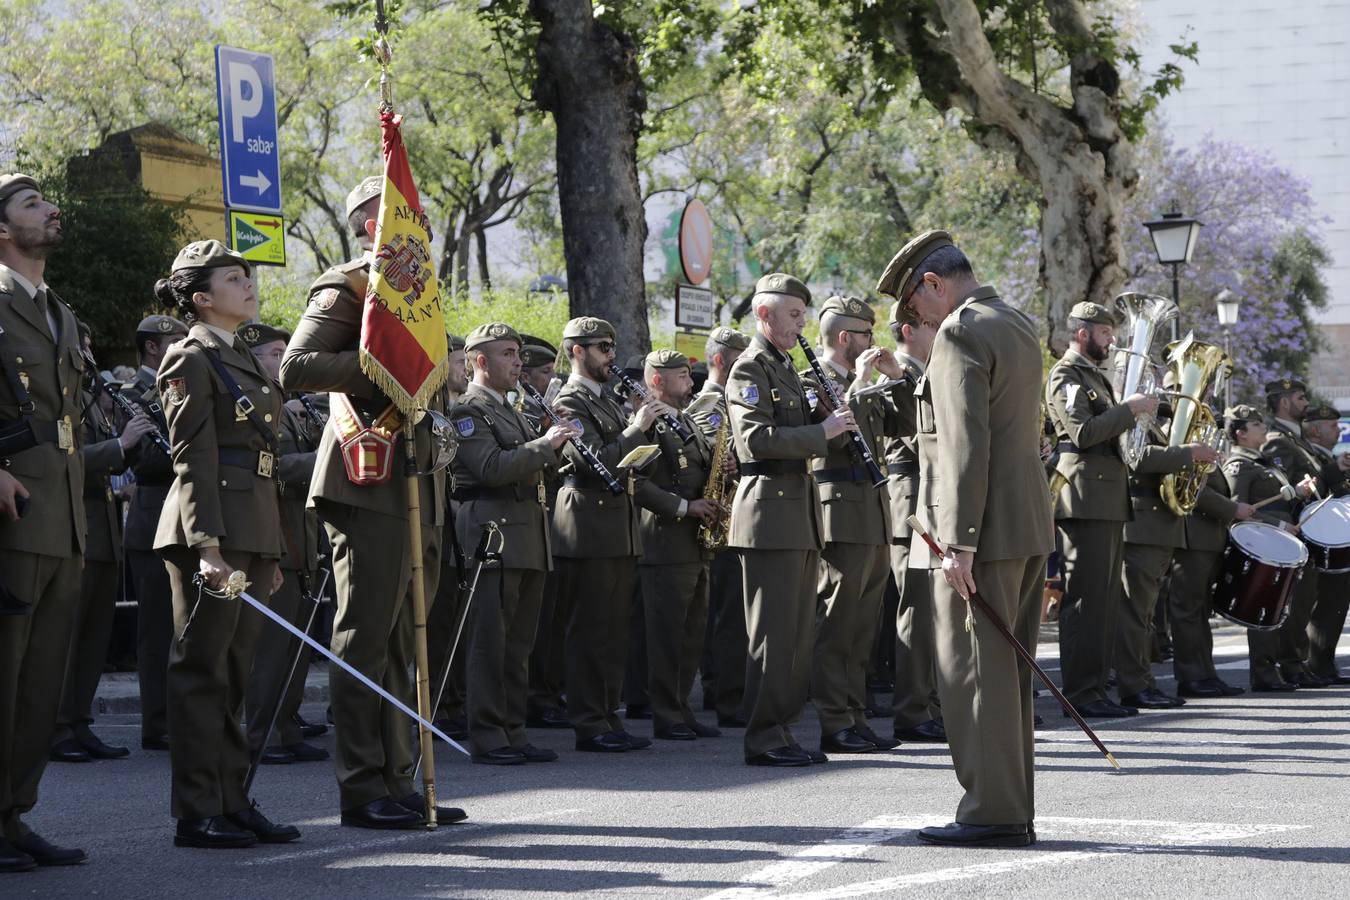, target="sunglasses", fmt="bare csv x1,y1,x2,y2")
582,340,616,354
